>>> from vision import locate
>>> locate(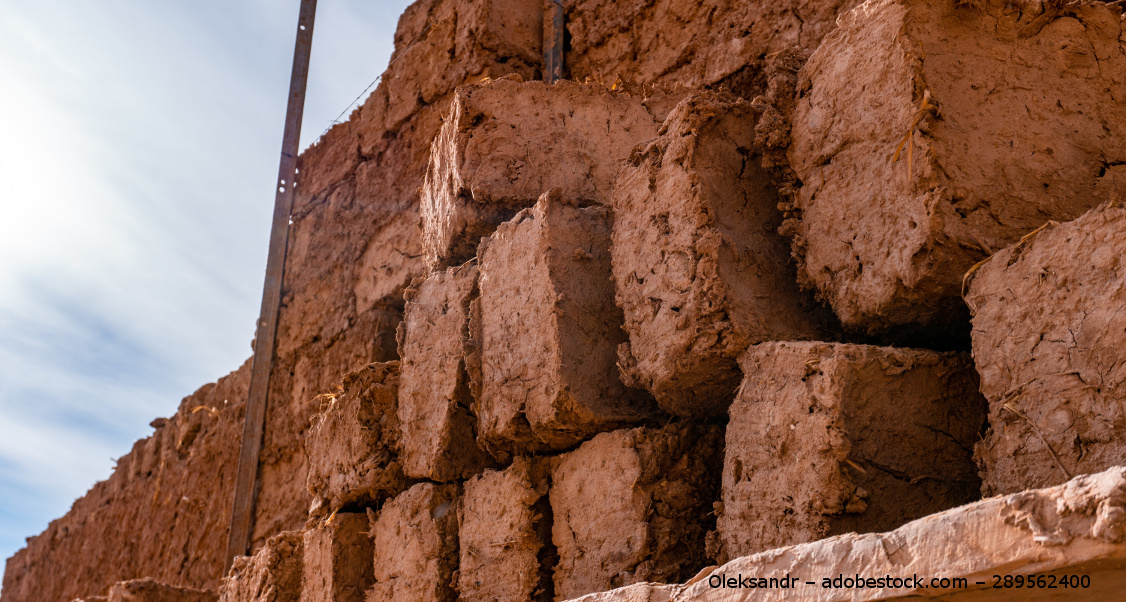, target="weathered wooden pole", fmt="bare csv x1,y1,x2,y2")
225,0,316,573
544,0,564,83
